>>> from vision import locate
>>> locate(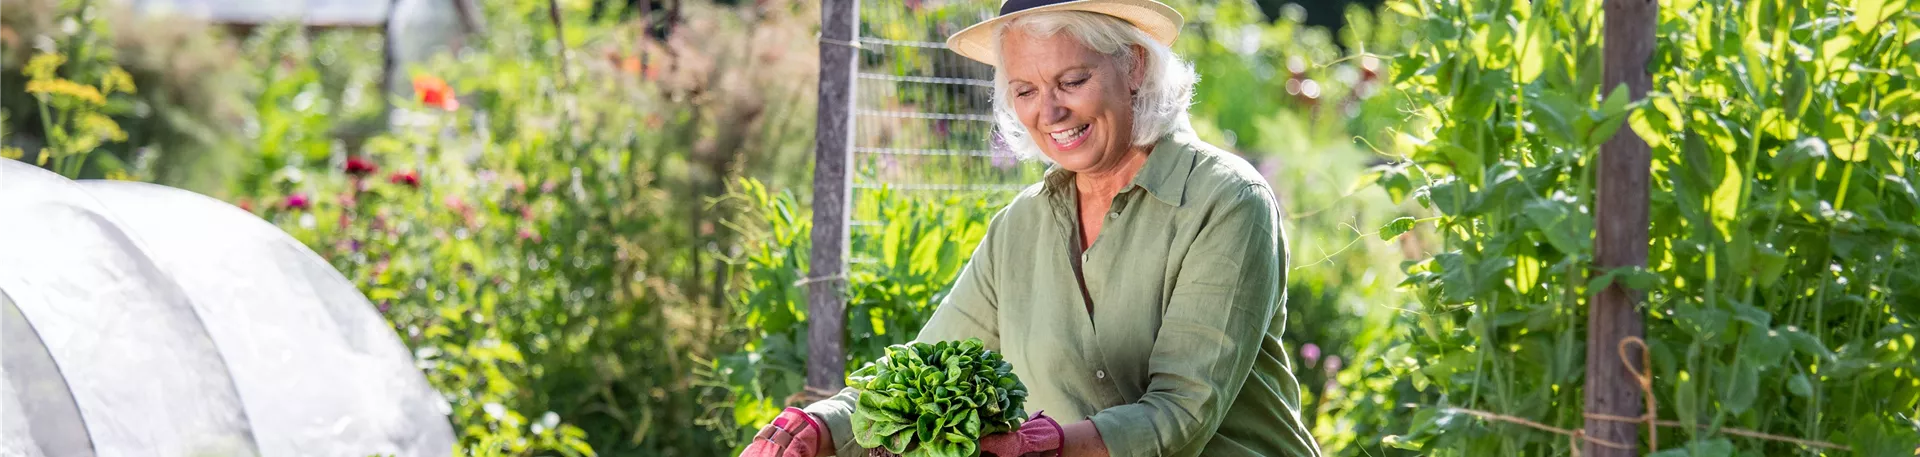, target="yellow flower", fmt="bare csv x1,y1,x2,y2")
80,113,127,142
1,146,23,160
104,169,132,181
26,78,107,106
101,67,137,95
24,53,65,81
